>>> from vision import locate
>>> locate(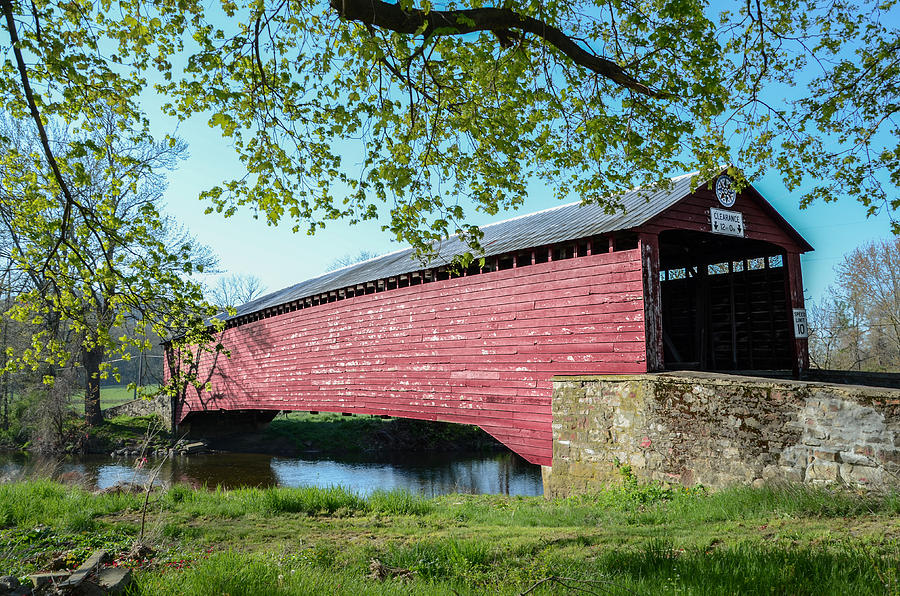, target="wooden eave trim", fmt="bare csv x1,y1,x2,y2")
640,179,813,254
